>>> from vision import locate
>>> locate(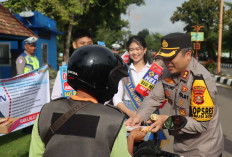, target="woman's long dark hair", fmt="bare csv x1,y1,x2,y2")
126,36,152,65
